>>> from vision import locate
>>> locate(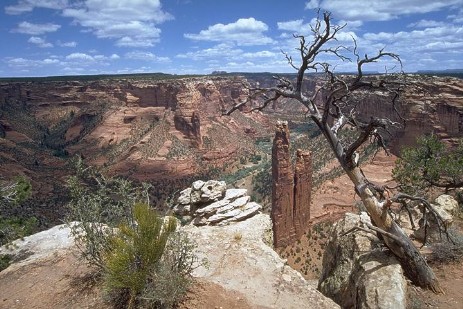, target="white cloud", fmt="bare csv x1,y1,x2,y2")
277,19,303,31
305,0,463,22
66,53,94,61
408,20,446,28
5,0,68,15
359,24,463,71
176,43,243,60
43,58,60,64
13,21,61,35
6,57,60,68
184,18,274,46
125,51,170,62
27,36,53,48
64,52,121,62
242,51,277,58
305,0,320,10
57,40,77,47
62,0,172,47
449,9,463,23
